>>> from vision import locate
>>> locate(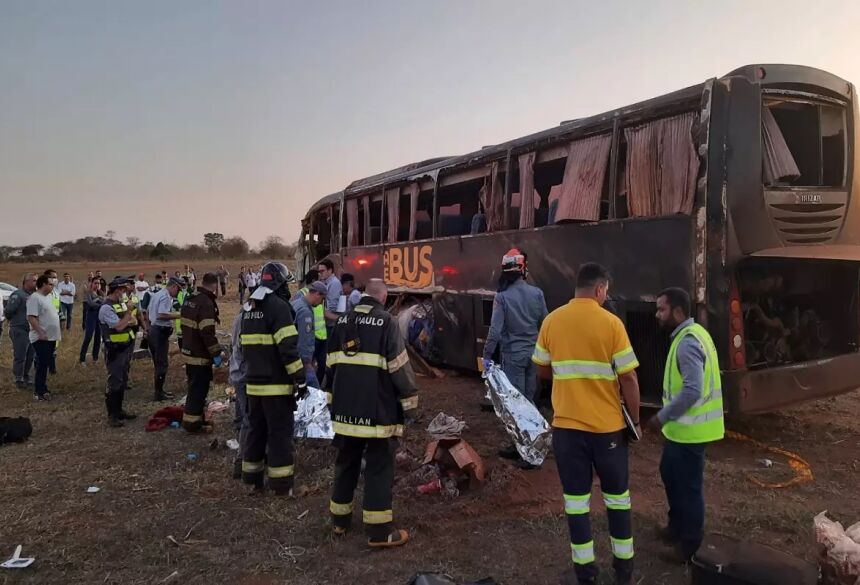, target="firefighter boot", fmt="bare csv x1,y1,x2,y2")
153,374,174,401
106,394,124,428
